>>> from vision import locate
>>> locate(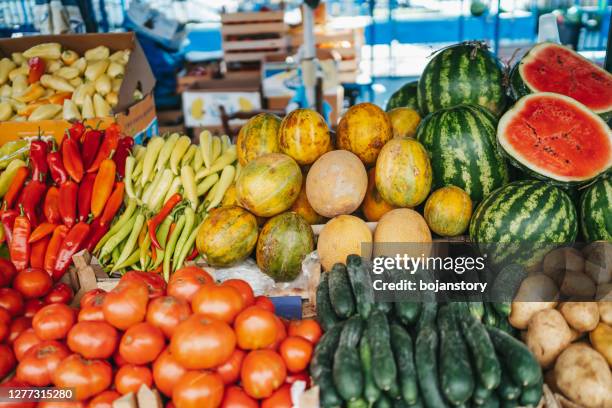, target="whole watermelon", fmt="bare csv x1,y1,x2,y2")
416,103,509,204
385,80,420,112
256,212,315,282
580,176,611,242
417,42,507,116
469,180,578,268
